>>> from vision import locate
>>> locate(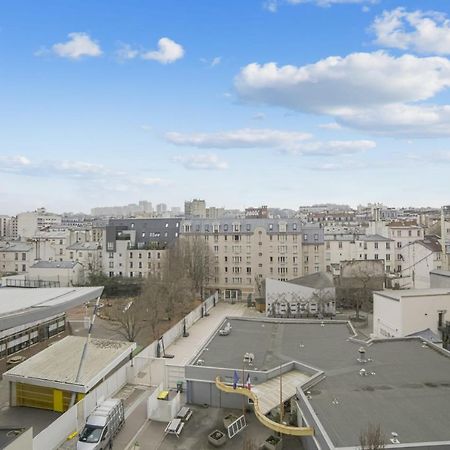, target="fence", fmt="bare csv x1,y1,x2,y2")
130,292,219,388
34,292,219,449
33,362,129,450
